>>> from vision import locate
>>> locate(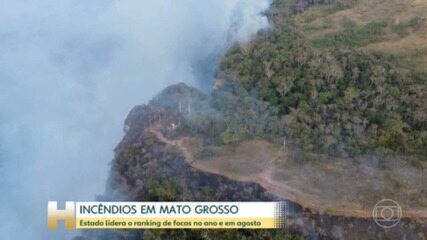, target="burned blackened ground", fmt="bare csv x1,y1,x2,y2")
74,84,427,240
